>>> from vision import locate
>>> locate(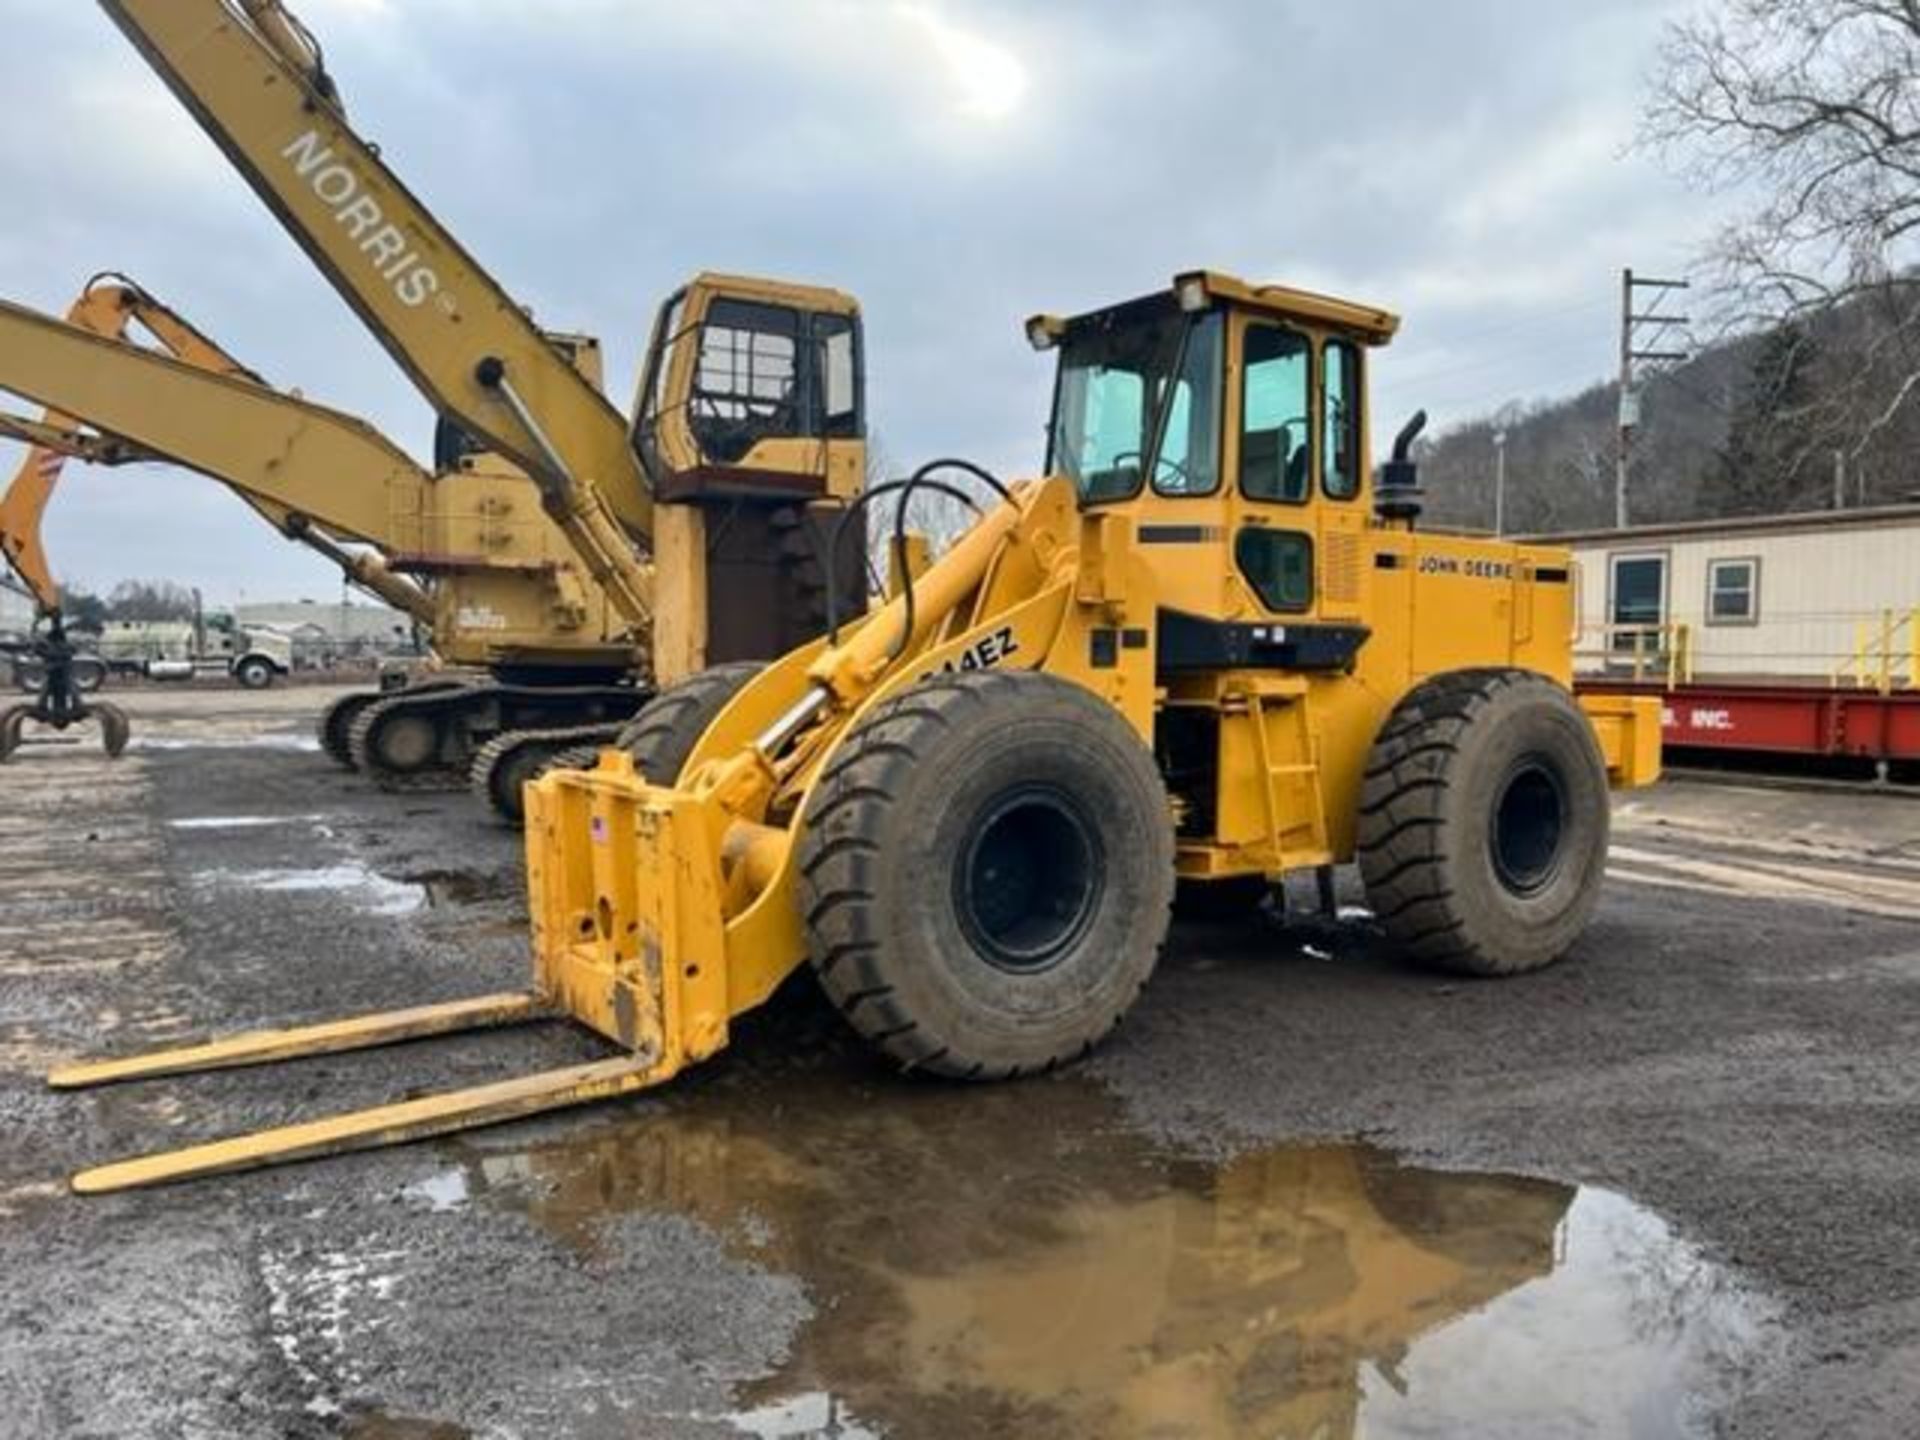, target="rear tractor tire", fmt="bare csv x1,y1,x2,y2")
1356,668,1610,977
799,670,1175,1079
